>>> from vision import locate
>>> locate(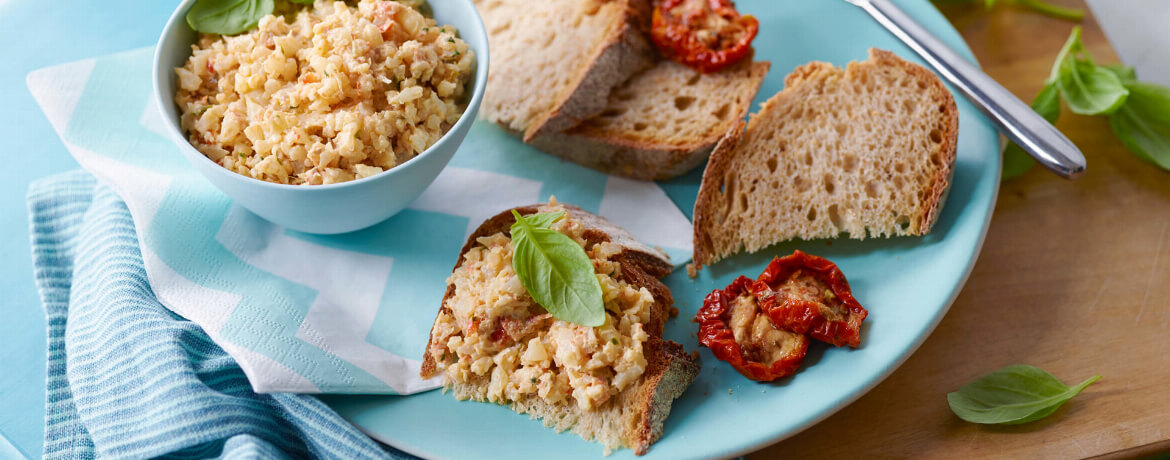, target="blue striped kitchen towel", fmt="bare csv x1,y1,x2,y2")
25,47,694,395
29,170,415,459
